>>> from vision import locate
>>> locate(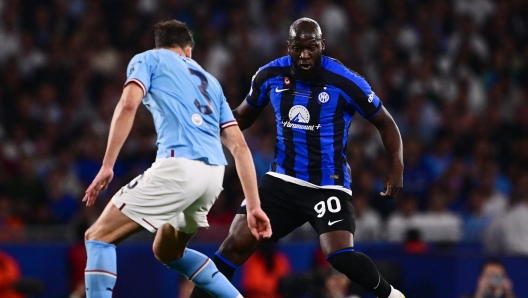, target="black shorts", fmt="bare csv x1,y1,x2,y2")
238,174,355,242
